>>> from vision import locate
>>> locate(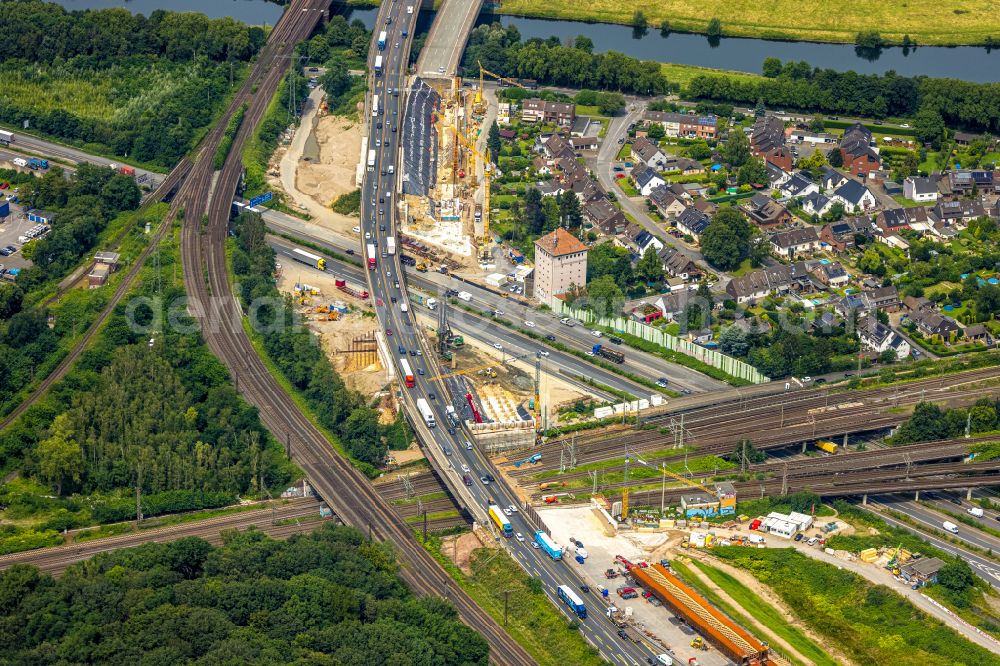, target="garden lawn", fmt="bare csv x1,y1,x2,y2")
498,0,1000,45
